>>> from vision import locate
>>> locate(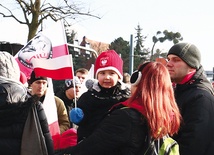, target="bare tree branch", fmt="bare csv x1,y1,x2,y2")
0,0,101,41
0,4,26,24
